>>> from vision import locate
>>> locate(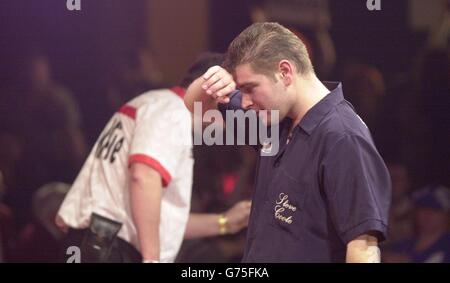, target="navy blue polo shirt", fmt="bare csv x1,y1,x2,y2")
220,82,391,262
